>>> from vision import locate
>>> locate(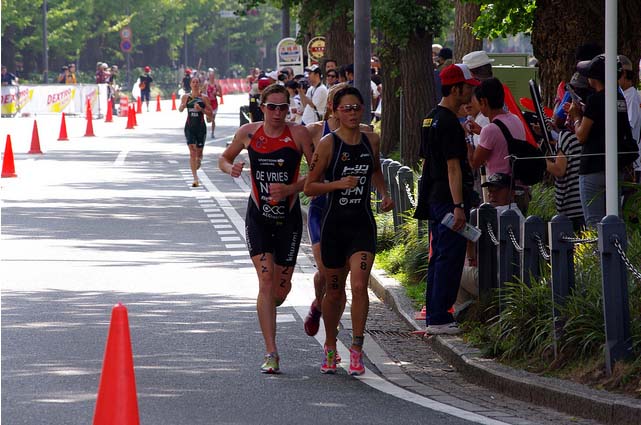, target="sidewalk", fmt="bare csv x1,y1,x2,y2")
368,268,641,425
